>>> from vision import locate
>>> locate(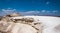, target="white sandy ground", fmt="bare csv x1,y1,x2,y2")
11,16,60,33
